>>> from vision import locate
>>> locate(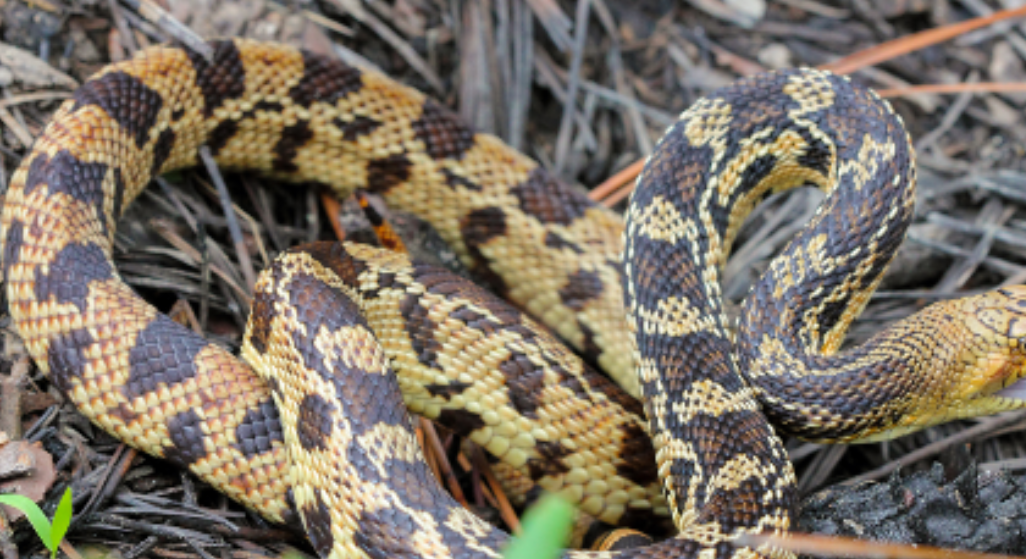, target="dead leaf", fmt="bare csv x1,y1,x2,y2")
0,441,57,522
0,42,78,90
